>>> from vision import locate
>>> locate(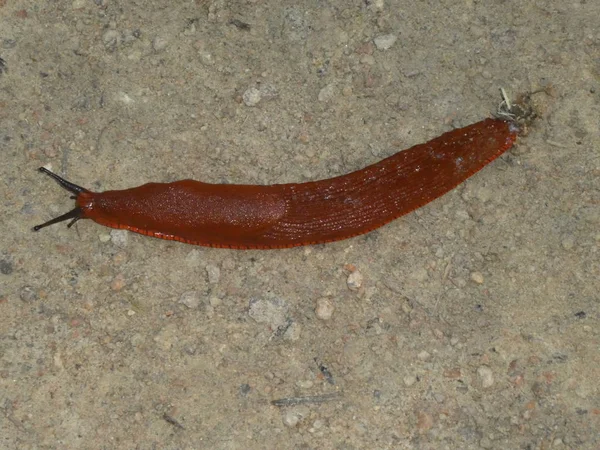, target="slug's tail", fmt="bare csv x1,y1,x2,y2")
32,167,89,231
